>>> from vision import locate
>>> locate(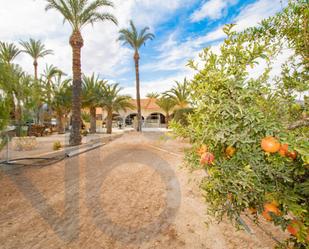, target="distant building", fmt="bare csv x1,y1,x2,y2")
95,98,167,128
